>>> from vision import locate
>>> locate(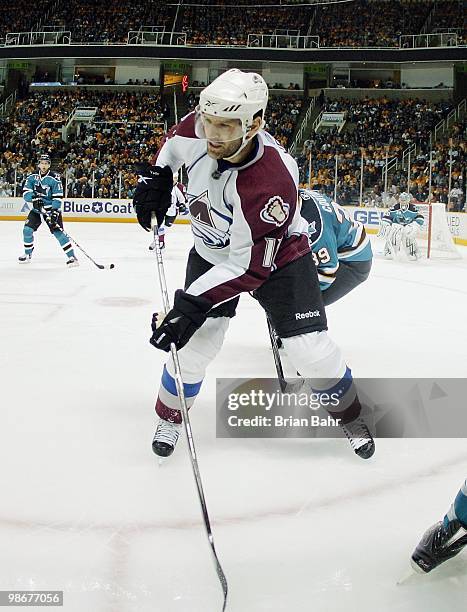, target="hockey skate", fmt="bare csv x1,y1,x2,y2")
152,418,182,457
18,254,32,264
66,256,79,267
341,417,375,459
411,519,467,573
